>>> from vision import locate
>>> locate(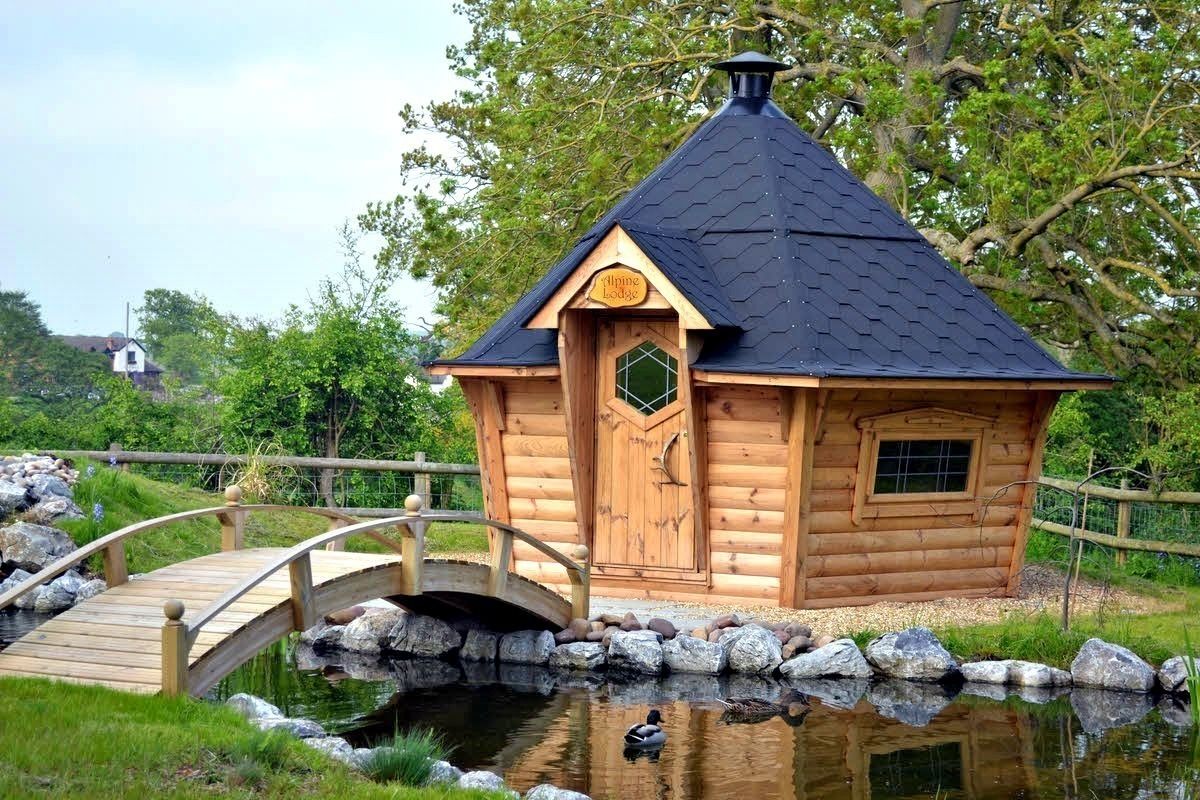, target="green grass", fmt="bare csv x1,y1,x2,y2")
364,729,453,786
0,677,507,799
41,463,487,577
